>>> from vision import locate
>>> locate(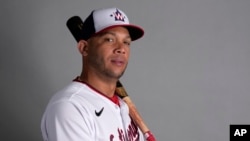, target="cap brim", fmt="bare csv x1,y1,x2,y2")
125,25,144,41
92,24,144,41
